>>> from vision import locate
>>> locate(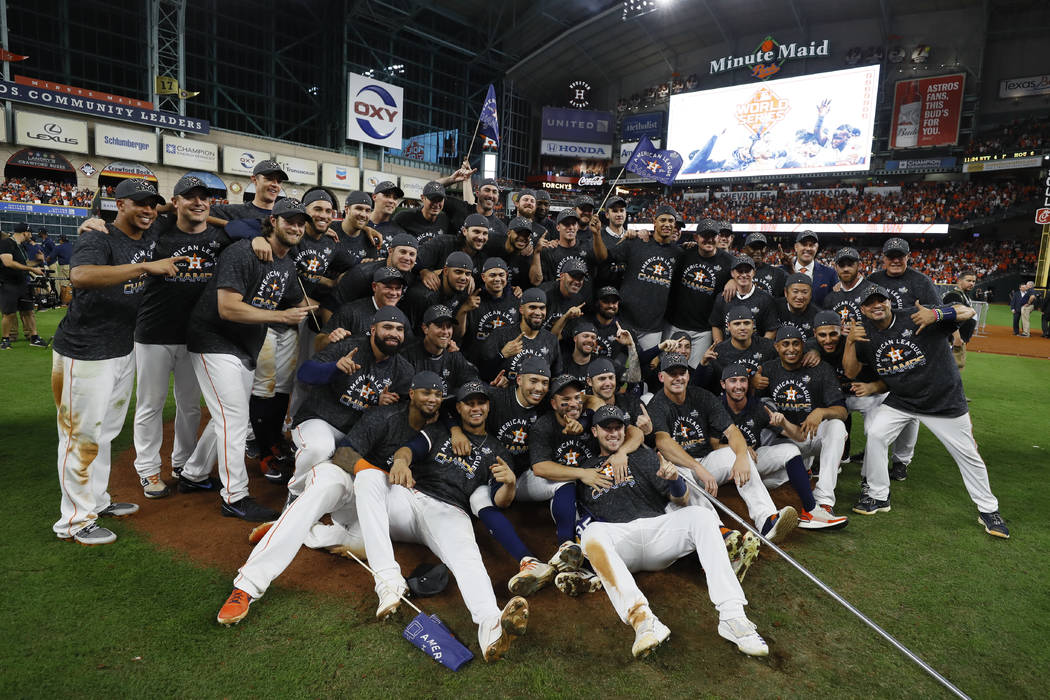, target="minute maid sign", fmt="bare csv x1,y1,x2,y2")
709,36,830,80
